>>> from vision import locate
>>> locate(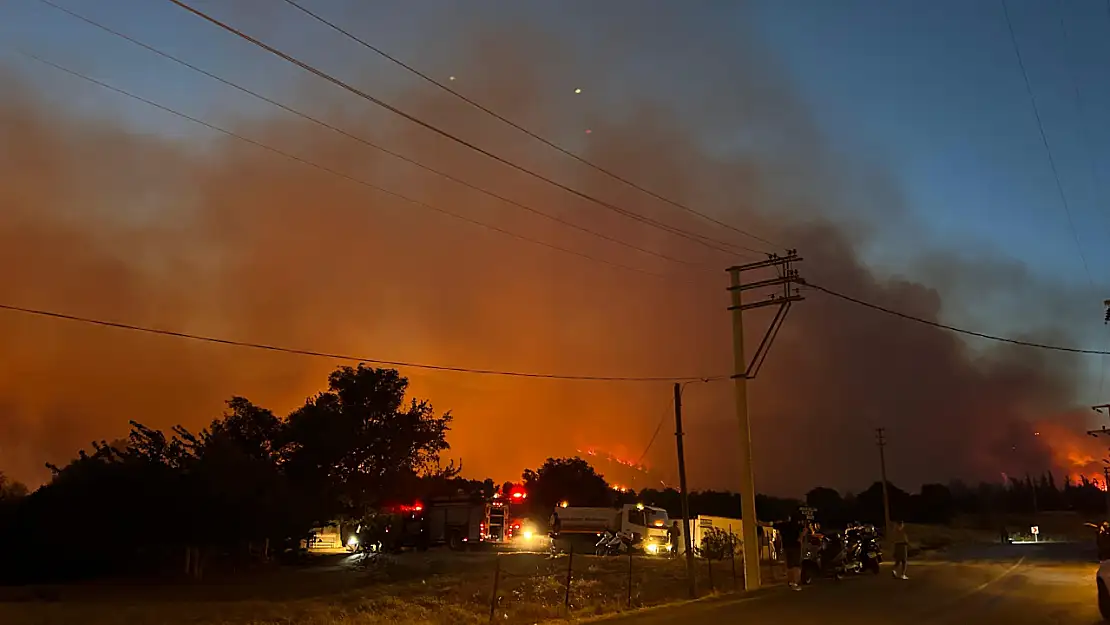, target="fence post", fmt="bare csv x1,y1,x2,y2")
626,552,633,608
564,546,574,617
729,525,738,591
488,555,501,624
707,556,714,592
